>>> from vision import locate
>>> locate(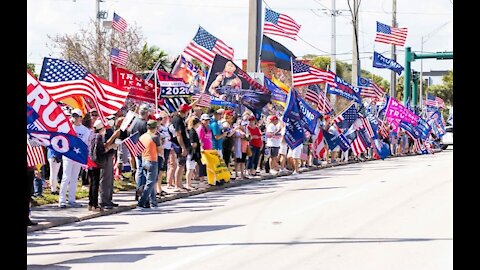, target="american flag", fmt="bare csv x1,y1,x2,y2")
112,12,128,33
306,85,333,114
183,26,234,66
350,131,367,156
377,119,390,139
375,21,408,47
39,57,130,126
263,8,301,40
110,48,128,67
292,60,337,88
312,129,327,160
358,77,385,100
27,141,46,167
191,92,211,108
333,103,358,130
426,94,445,109
360,116,374,138
122,131,146,157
